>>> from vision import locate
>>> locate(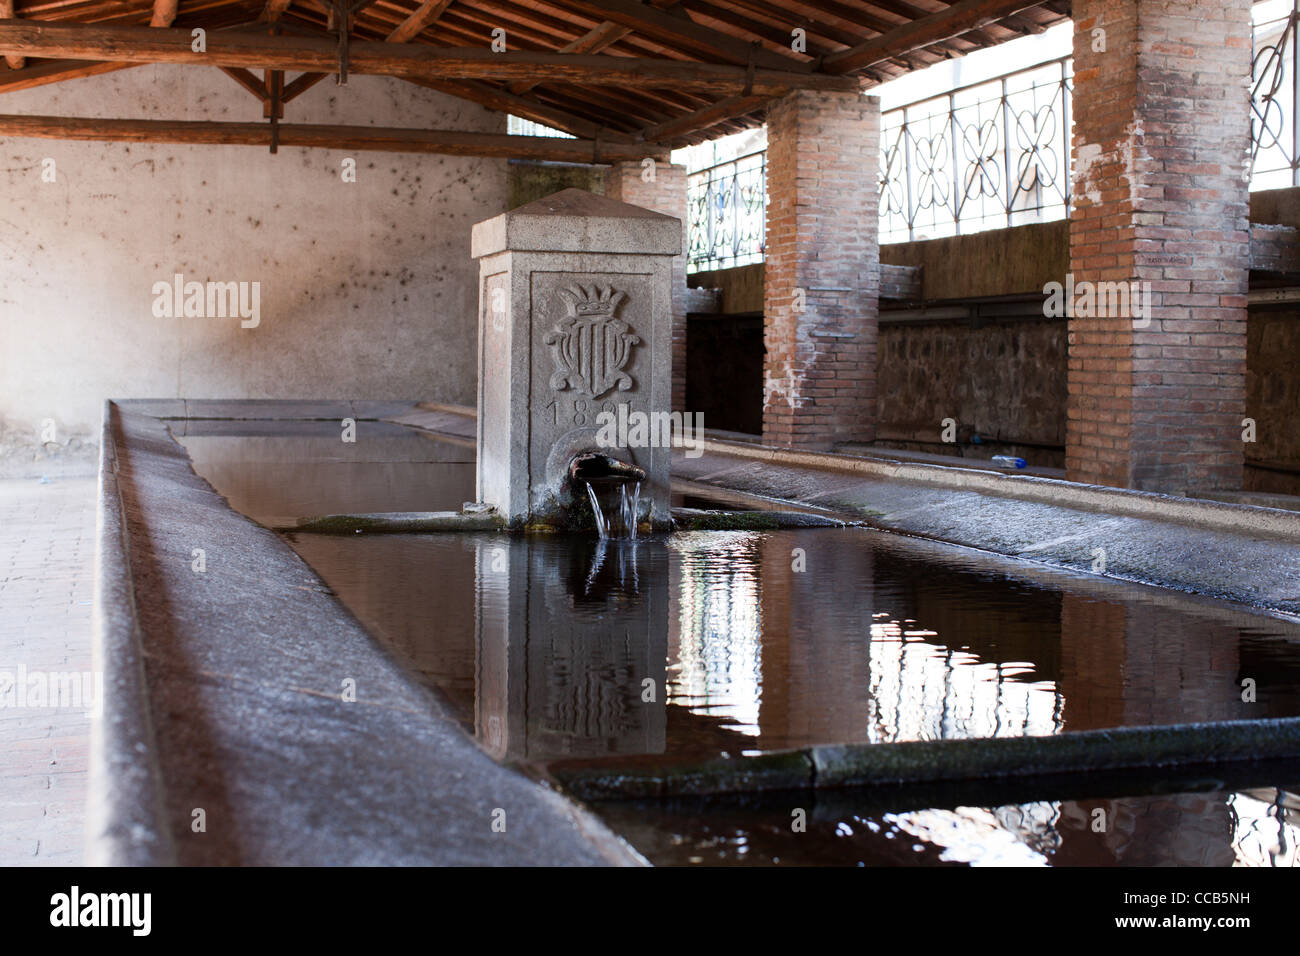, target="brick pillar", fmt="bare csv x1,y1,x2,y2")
604,161,689,413
1068,0,1251,493
762,90,880,450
